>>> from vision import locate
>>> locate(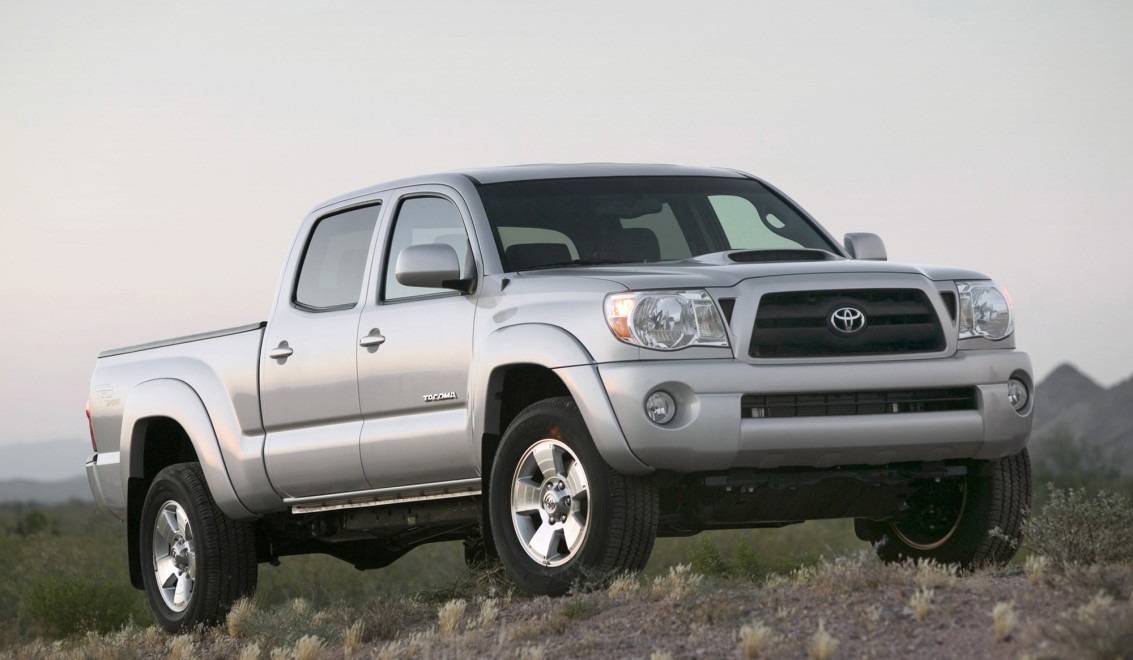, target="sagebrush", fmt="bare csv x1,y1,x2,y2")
1023,485,1133,565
